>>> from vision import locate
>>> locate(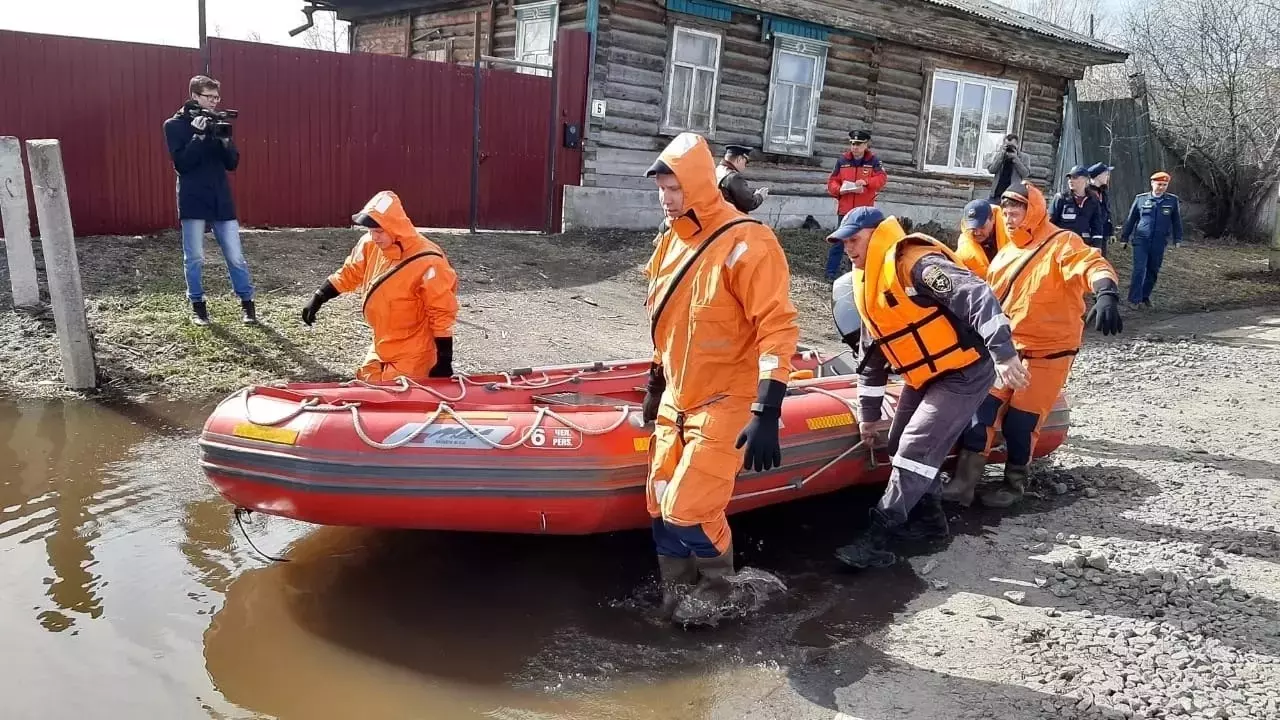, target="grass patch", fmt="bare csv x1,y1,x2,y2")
0,224,1276,401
